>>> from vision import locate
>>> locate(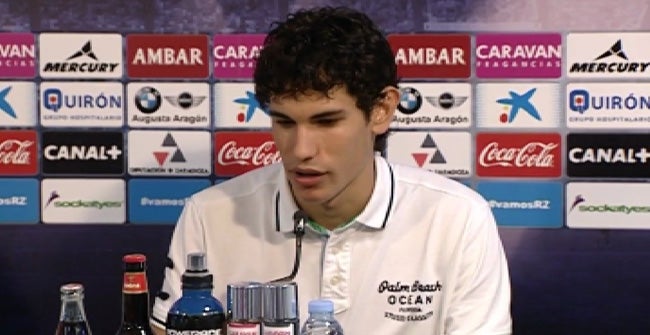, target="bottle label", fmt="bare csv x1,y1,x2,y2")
122,271,148,293
167,330,221,335
262,325,293,335
167,313,225,334
227,322,260,335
